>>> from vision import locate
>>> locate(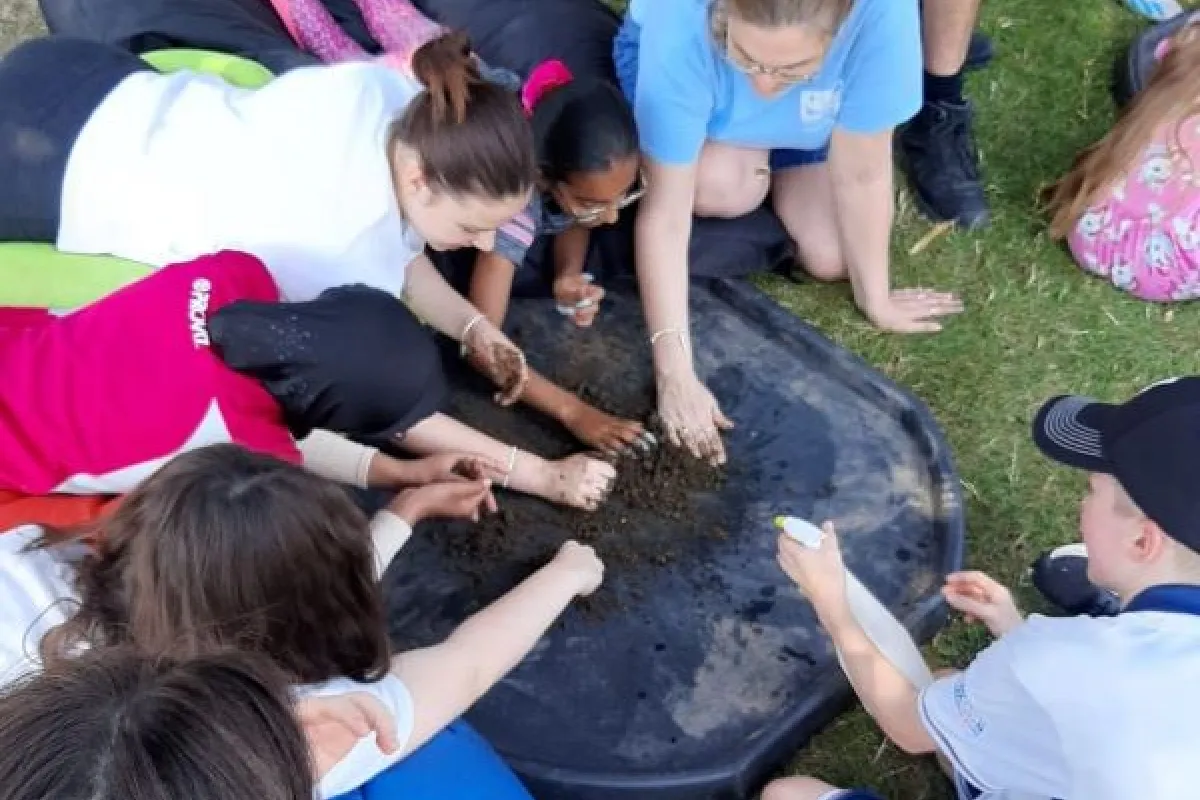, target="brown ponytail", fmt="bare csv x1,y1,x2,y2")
410,30,476,126
392,31,536,200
